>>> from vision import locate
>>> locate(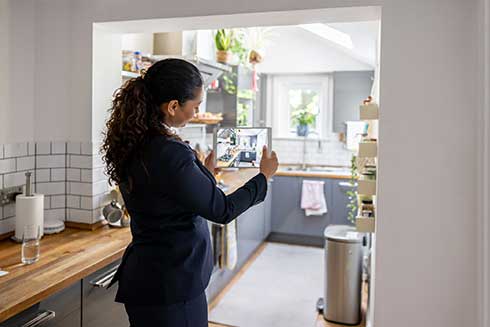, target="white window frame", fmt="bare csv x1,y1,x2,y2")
268,74,334,139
